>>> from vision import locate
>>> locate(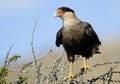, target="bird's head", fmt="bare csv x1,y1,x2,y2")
54,7,75,20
